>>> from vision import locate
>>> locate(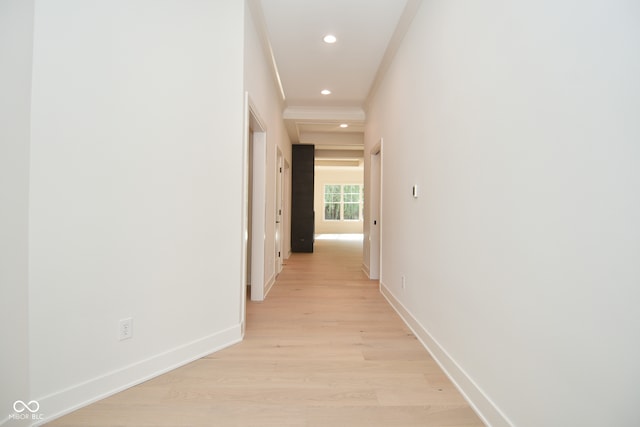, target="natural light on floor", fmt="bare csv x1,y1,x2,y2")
315,234,364,241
